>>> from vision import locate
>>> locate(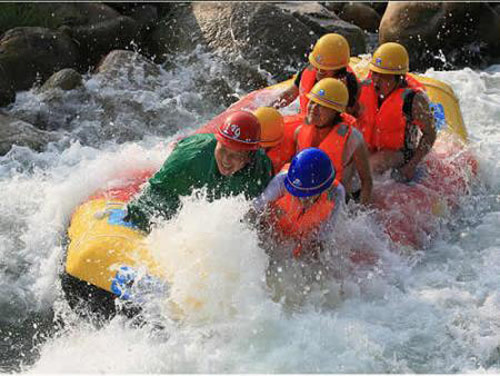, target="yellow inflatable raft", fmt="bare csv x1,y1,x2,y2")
64,57,472,302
